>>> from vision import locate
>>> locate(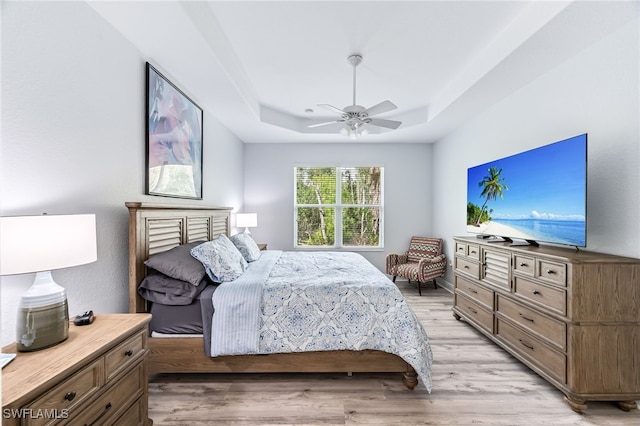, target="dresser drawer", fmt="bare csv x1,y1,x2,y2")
514,277,566,315
513,254,535,277
455,242,480,260
455,257,480,279
496,318,566,383
112,397,145,426
105,330,145,382
71,361,144,426
24,359,103,426
537,259,567,286
466,244,480,260
456,275,493,310
455,293,493,333
496,295,566,350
